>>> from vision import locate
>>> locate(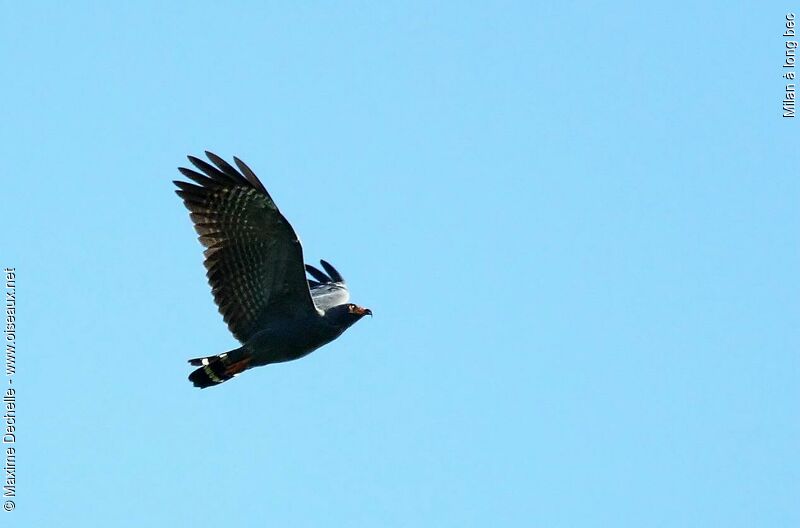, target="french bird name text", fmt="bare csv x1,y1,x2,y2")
784,13,797,117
